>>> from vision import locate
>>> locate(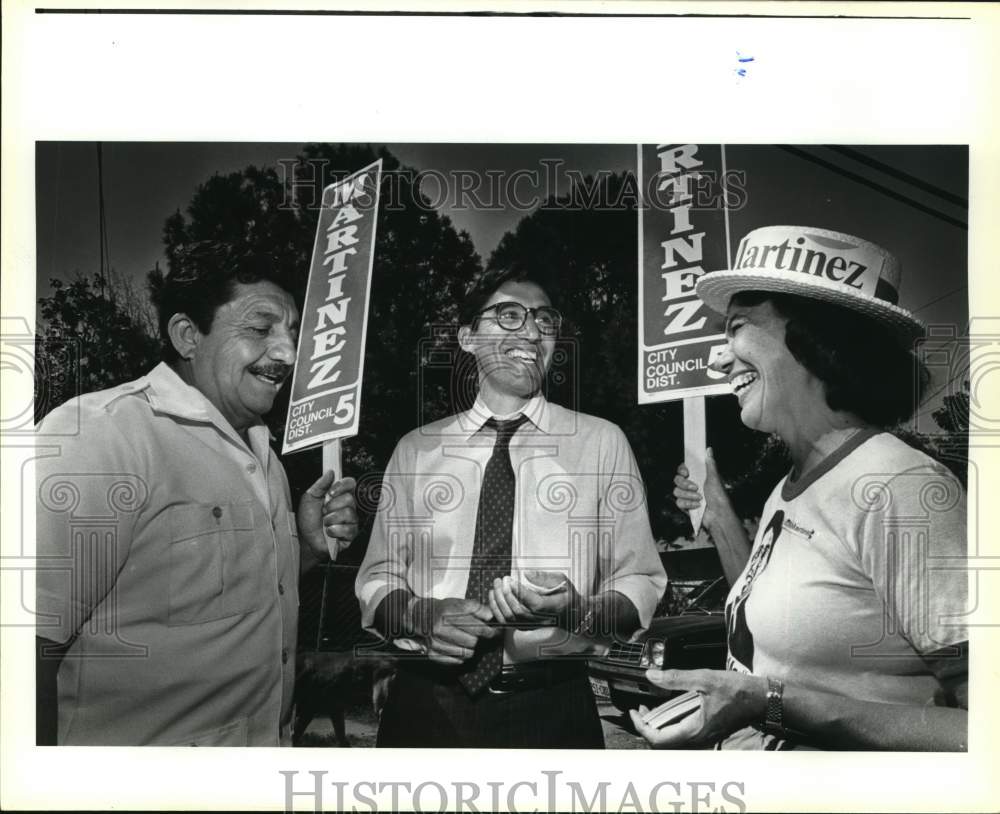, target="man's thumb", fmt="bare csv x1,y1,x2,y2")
306,469,336,498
